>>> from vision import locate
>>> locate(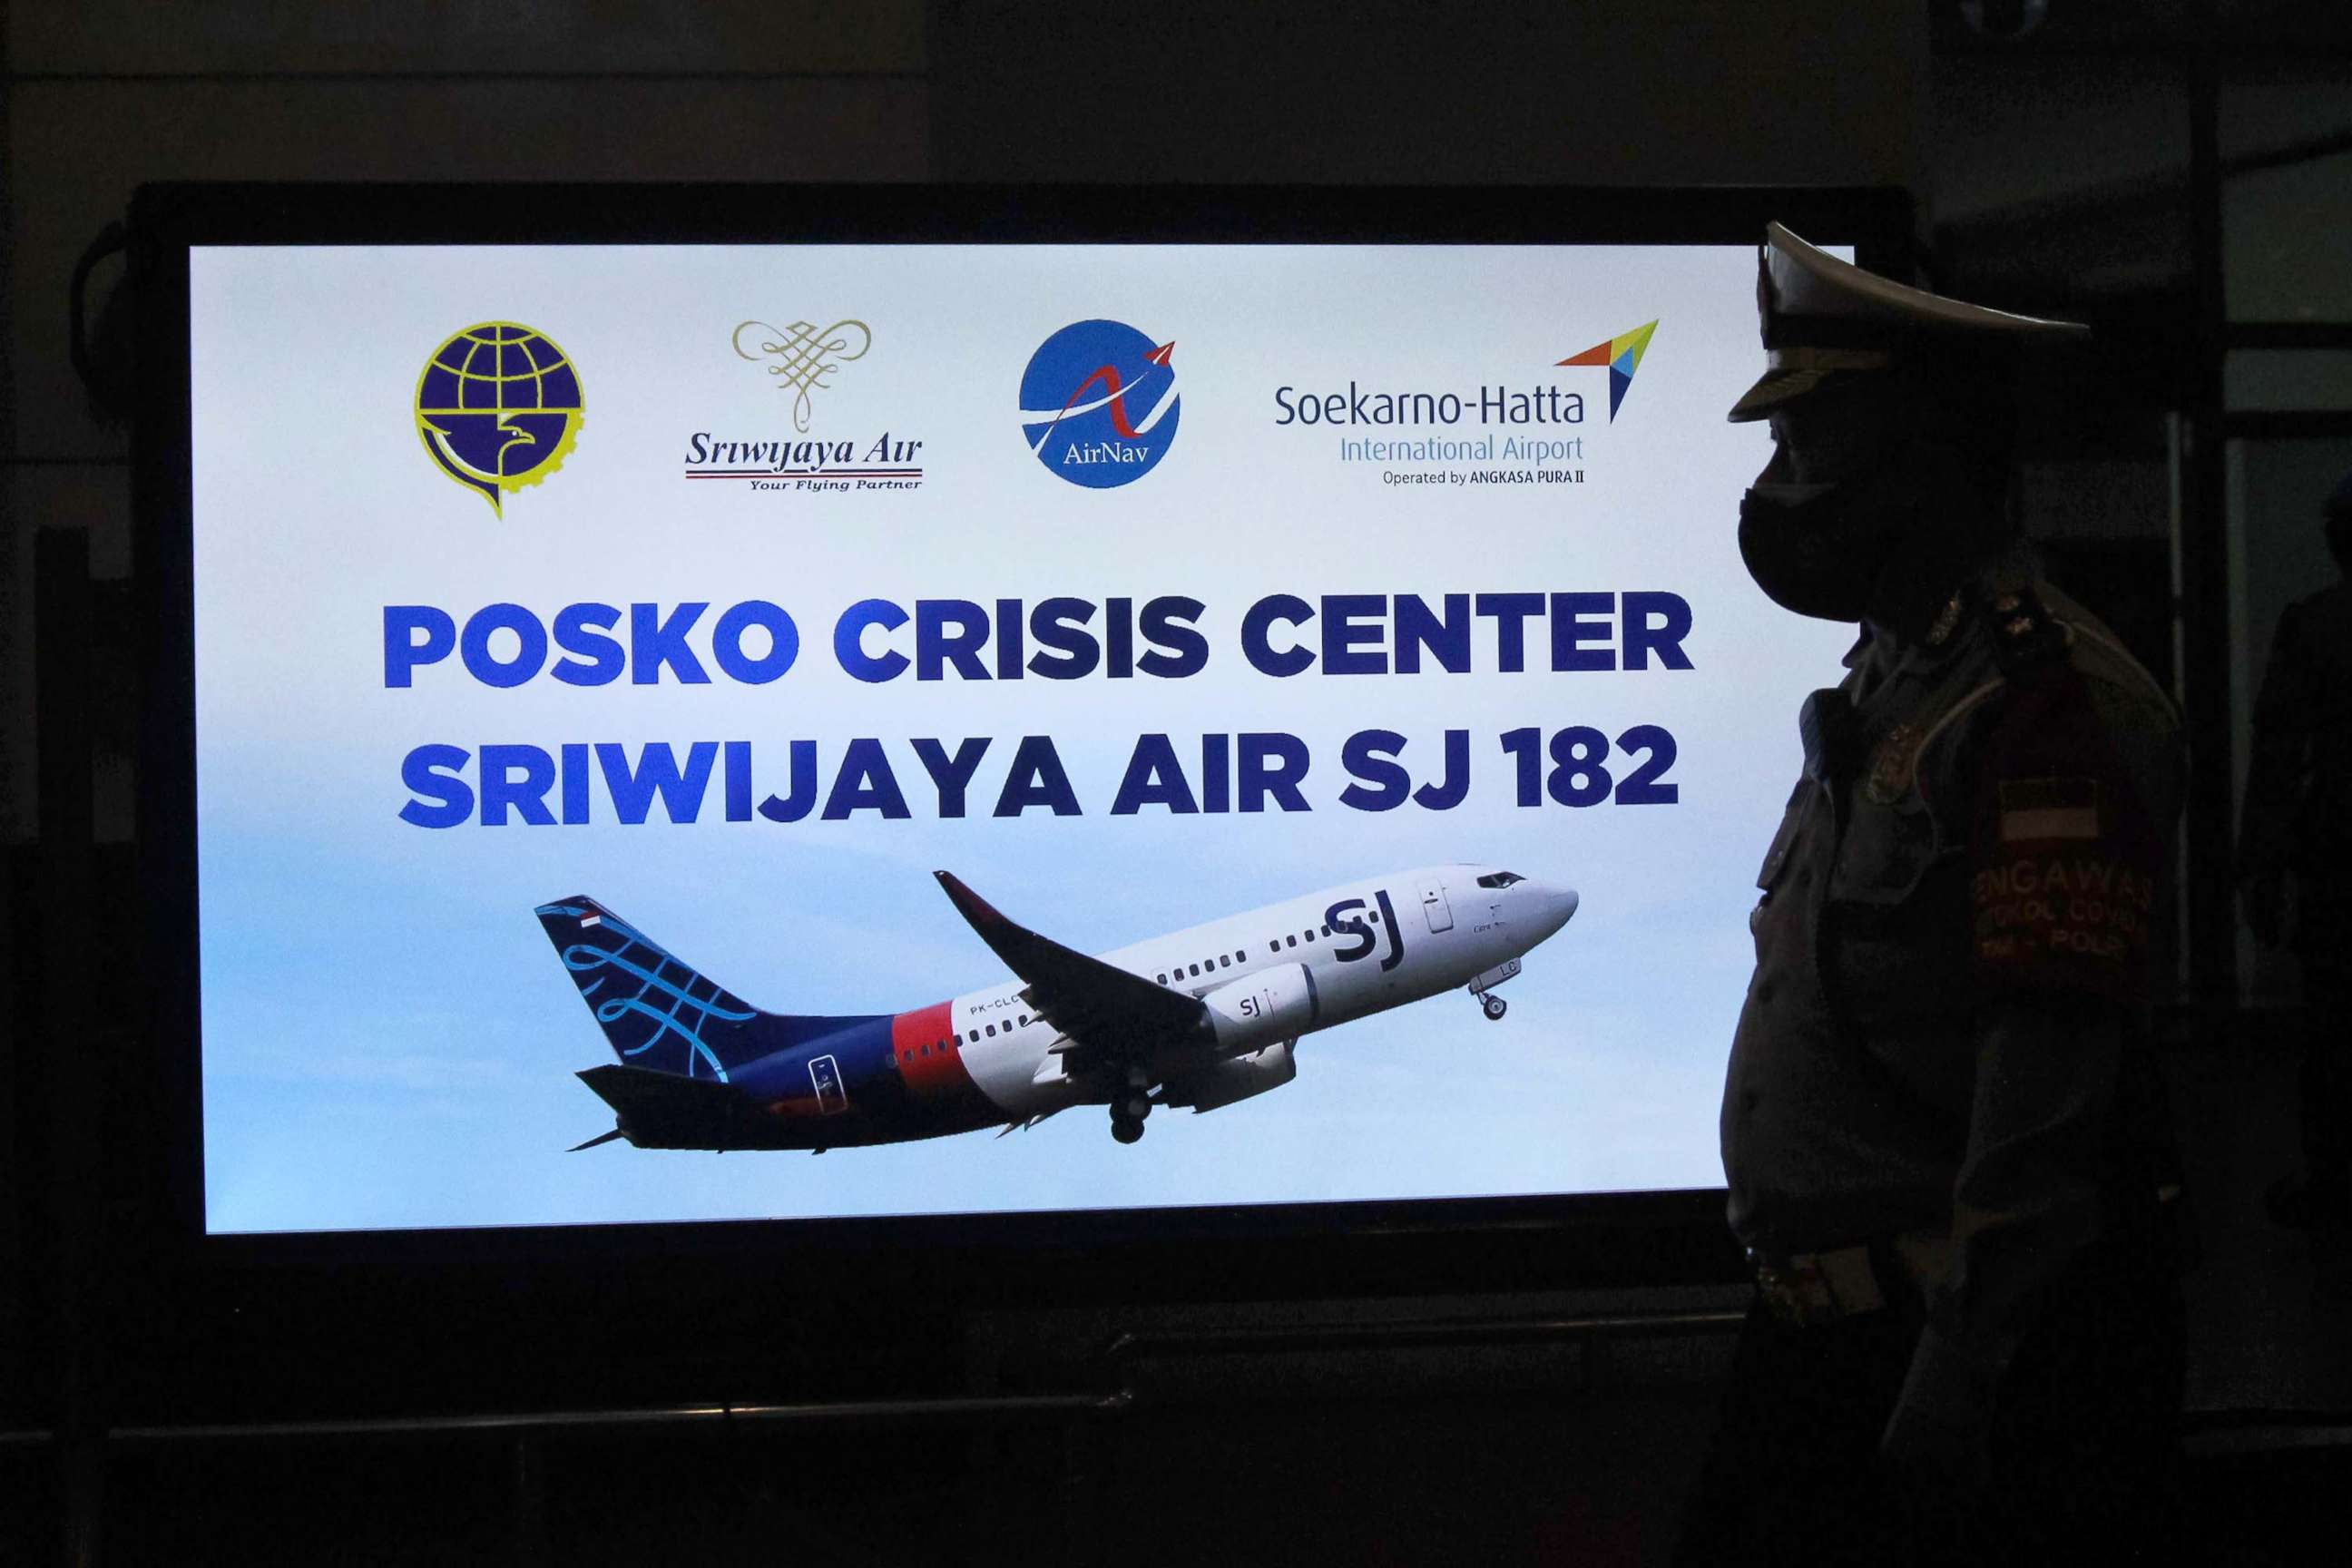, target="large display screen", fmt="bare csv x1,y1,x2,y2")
185,231,1855,1234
